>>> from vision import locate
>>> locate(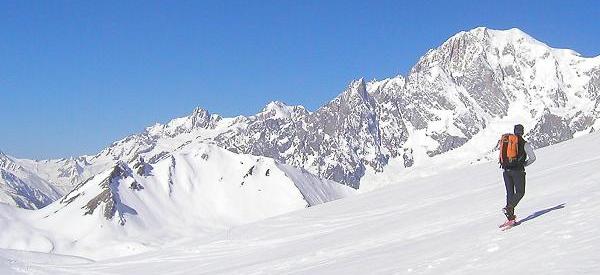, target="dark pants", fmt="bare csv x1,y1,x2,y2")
503,170,526,209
